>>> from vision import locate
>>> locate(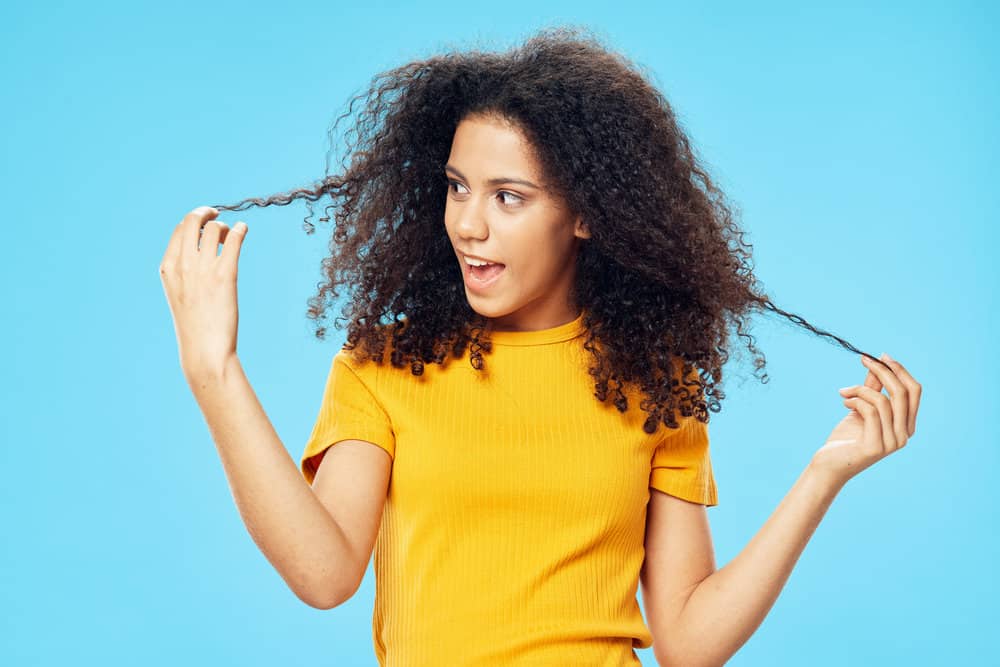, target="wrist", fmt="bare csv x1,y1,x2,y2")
804,459,848,499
